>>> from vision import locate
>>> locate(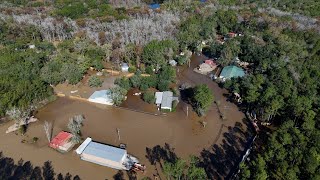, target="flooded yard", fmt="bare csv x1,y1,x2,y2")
0,54,251,179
